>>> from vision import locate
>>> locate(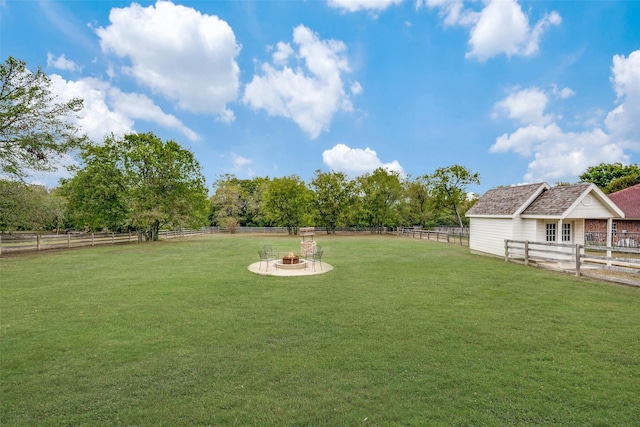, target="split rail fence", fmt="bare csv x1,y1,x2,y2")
0,228,218,256
397,227,469,246
504,239,640,282
0,226,391,255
